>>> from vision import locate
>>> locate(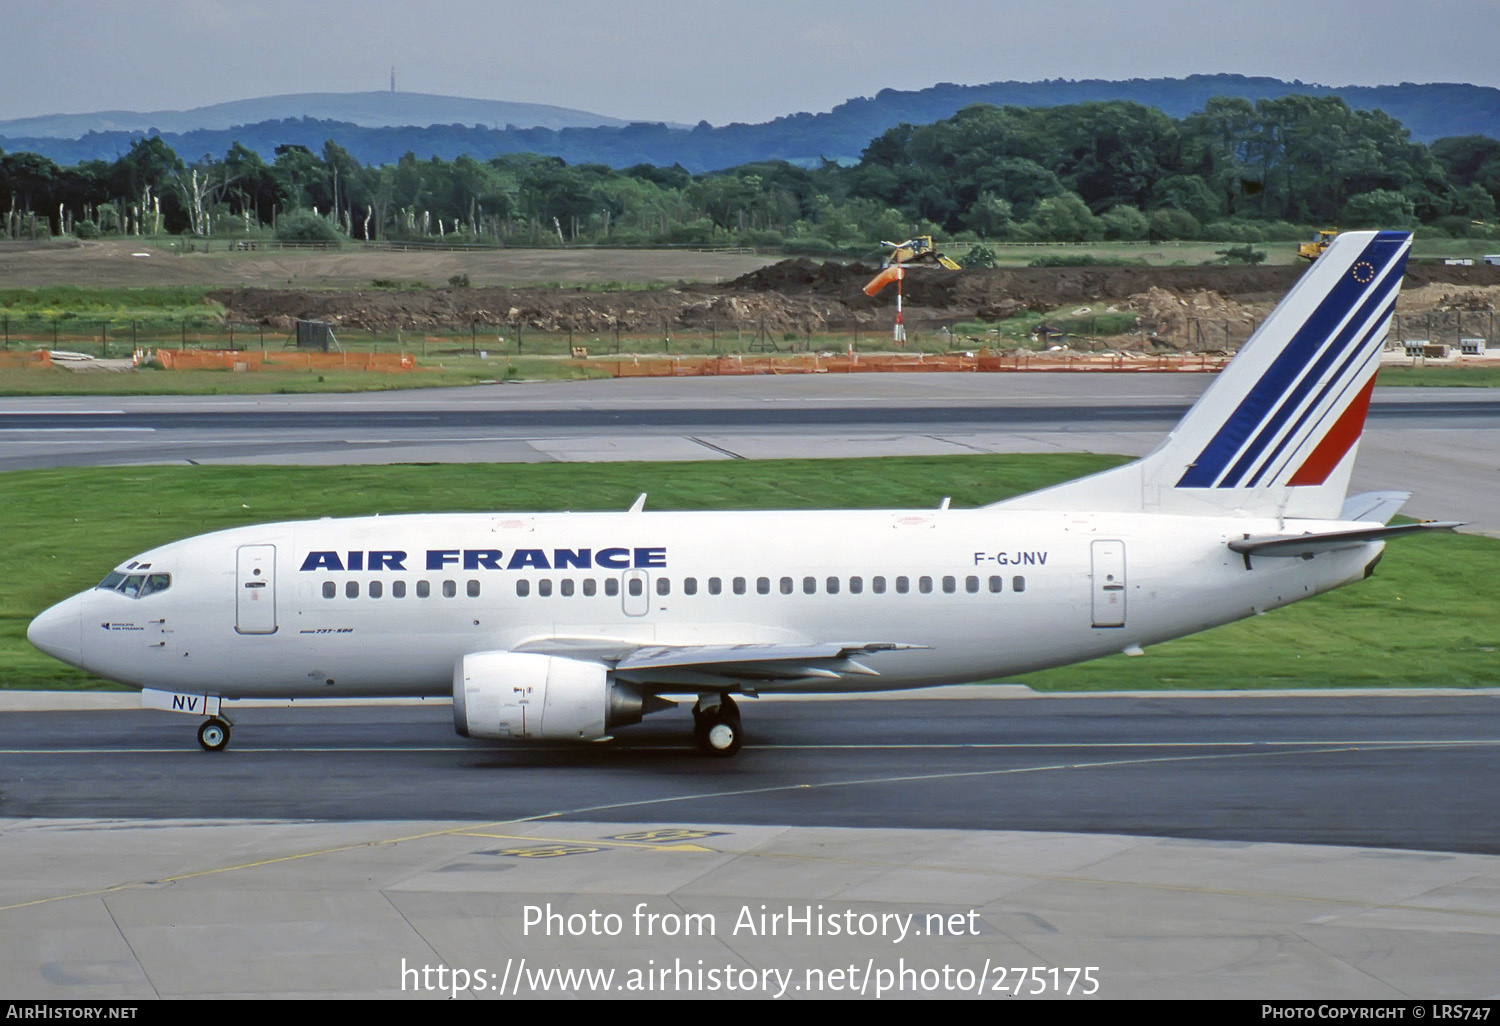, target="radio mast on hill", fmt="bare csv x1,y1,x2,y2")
390,67,396,93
